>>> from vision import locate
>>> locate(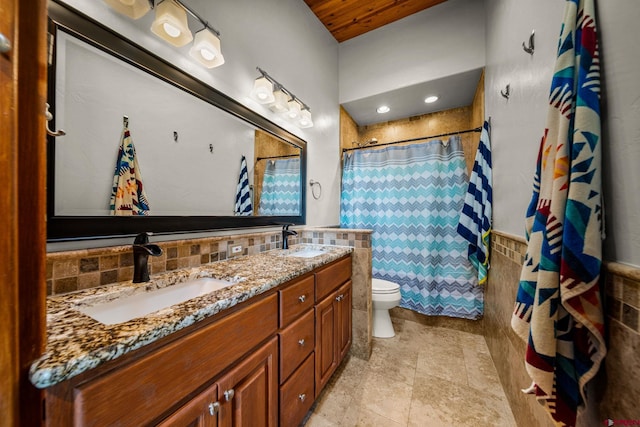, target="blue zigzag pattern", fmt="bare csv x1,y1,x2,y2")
341,137,482,319
259,158,300,215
